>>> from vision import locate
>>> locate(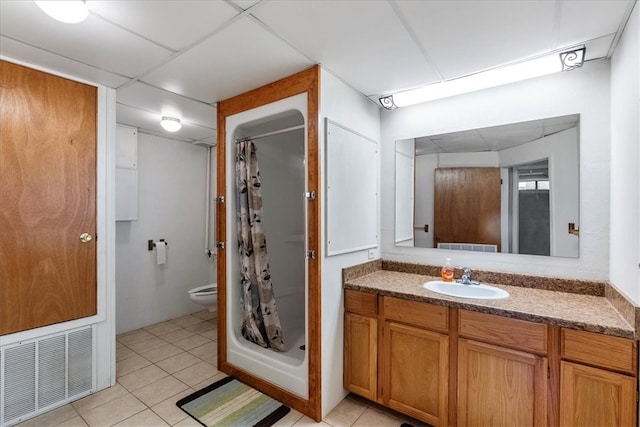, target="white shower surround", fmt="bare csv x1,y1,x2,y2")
225,92,309,398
